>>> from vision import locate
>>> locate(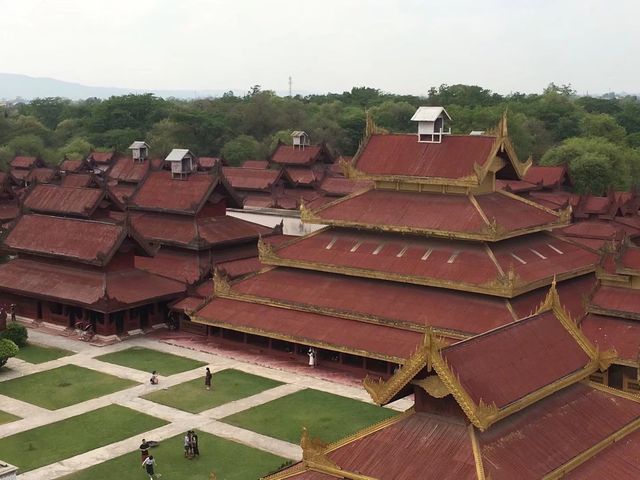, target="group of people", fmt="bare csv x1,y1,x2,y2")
149,367,212,388
140,439,159,479
184,430,200,459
